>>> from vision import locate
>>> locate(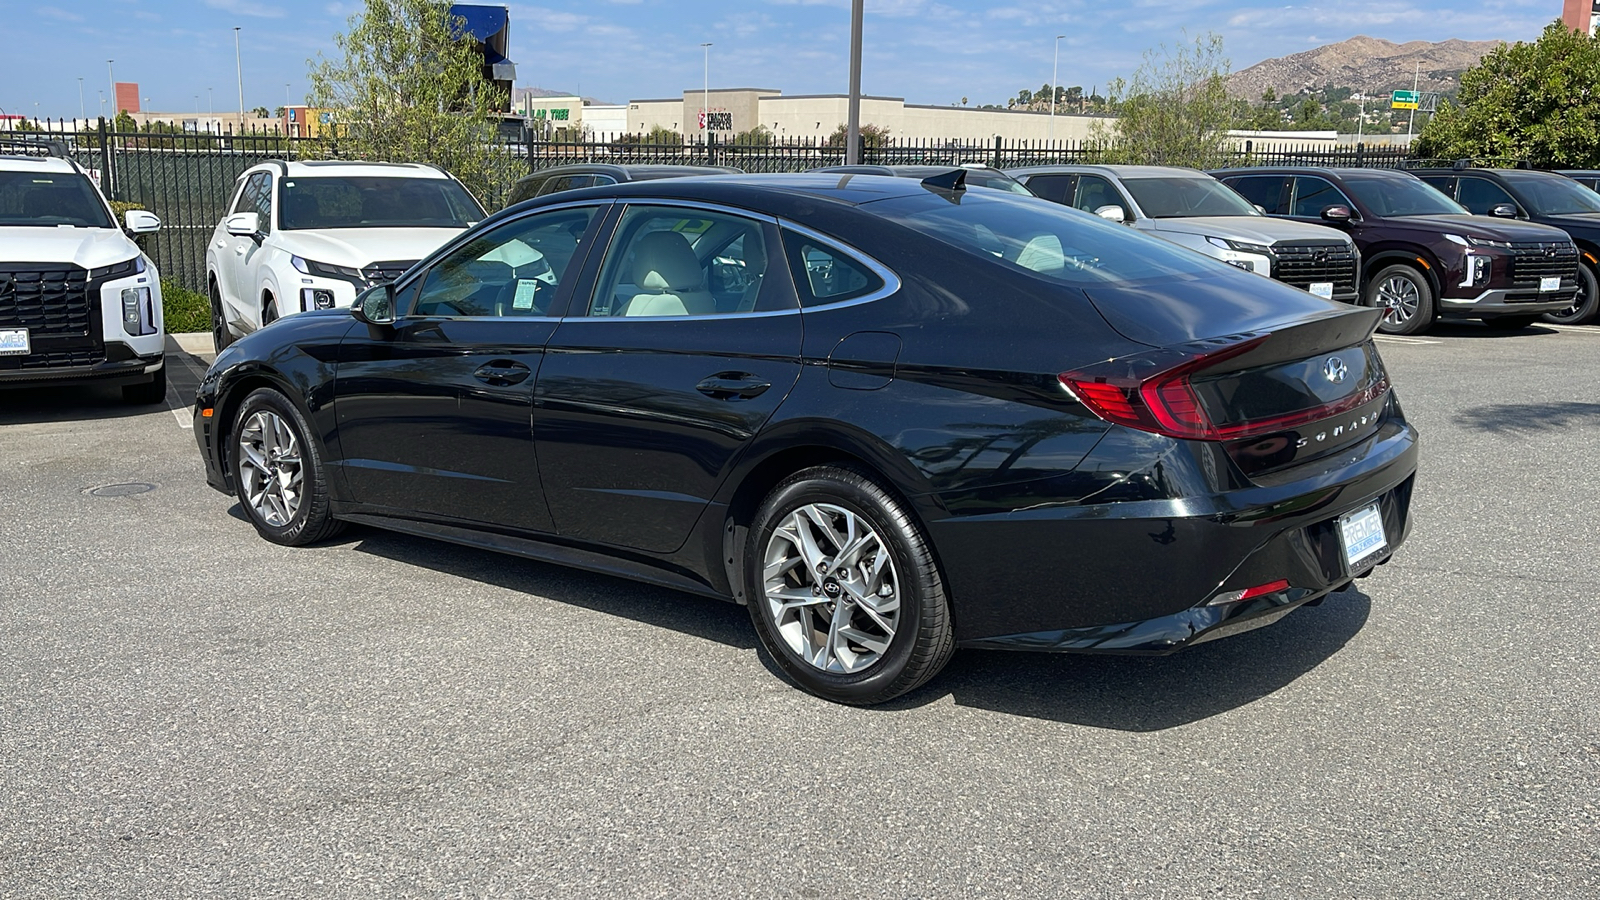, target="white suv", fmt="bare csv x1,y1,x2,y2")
206,160,485,351
0,142,166,404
